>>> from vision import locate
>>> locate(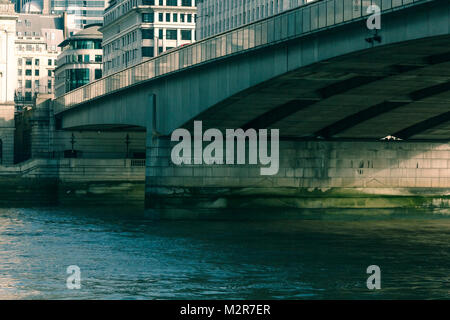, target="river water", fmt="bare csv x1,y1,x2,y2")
0,207,448,299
